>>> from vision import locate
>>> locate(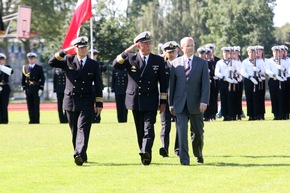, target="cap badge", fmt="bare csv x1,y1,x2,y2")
145,33,150,39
